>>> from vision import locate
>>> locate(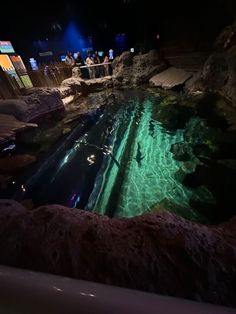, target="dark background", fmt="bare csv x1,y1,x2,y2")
0,0,236,59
